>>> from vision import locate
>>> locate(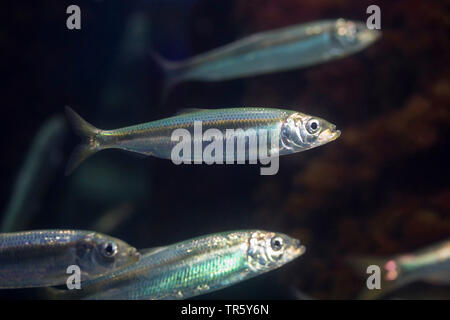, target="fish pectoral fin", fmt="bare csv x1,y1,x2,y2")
174,108,207,116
